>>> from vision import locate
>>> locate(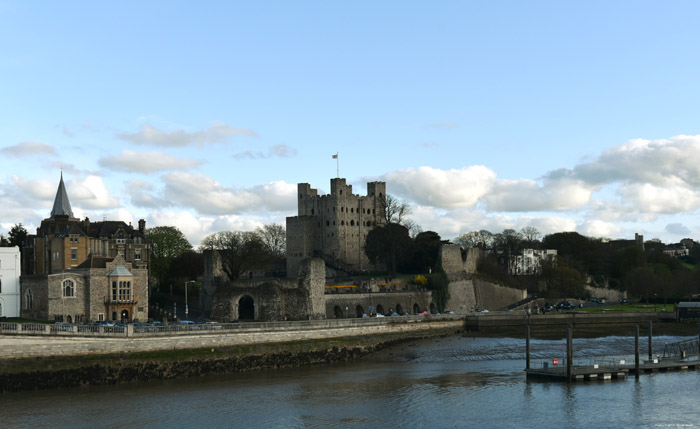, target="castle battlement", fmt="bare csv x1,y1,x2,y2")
287,178,386,277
